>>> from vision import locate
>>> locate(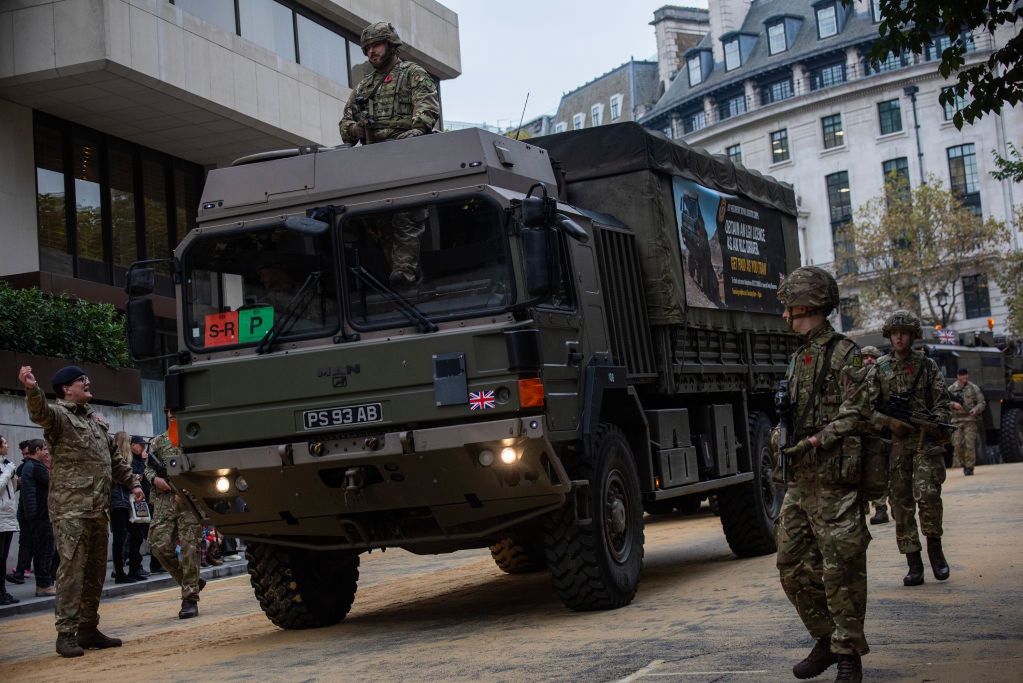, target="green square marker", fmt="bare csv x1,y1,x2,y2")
239,306,274,343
